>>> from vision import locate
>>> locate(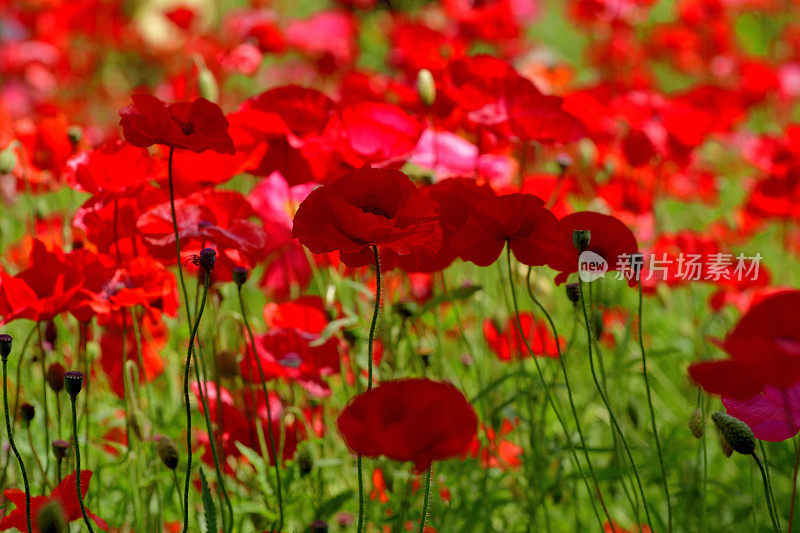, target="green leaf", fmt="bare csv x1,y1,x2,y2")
317,490,355,521
200,468,217,533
